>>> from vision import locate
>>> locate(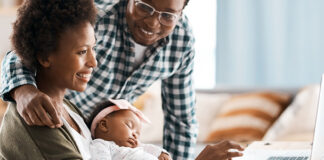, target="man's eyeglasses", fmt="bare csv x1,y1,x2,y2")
134,0,180,26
